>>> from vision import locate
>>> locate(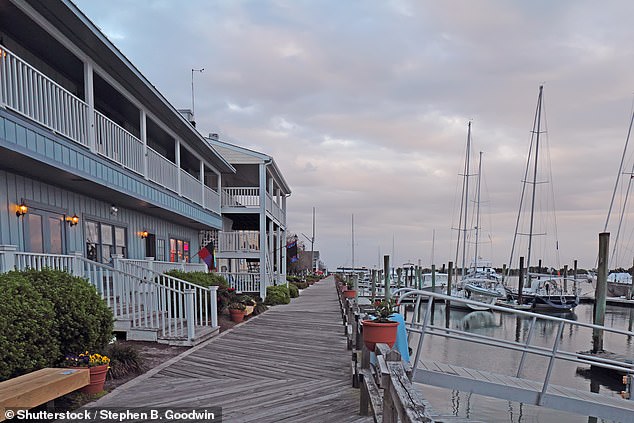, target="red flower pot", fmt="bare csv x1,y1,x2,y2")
362,320,399,352
230,309,245,323
81,364,108,394
342,289,356,299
